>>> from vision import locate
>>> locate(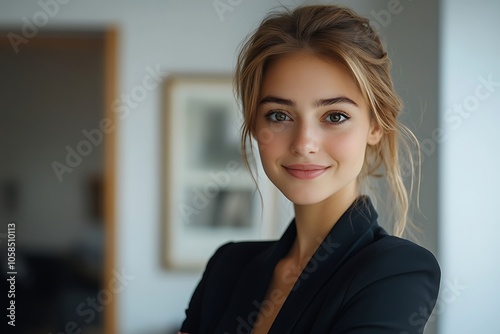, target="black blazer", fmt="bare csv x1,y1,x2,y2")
180,196,441,333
